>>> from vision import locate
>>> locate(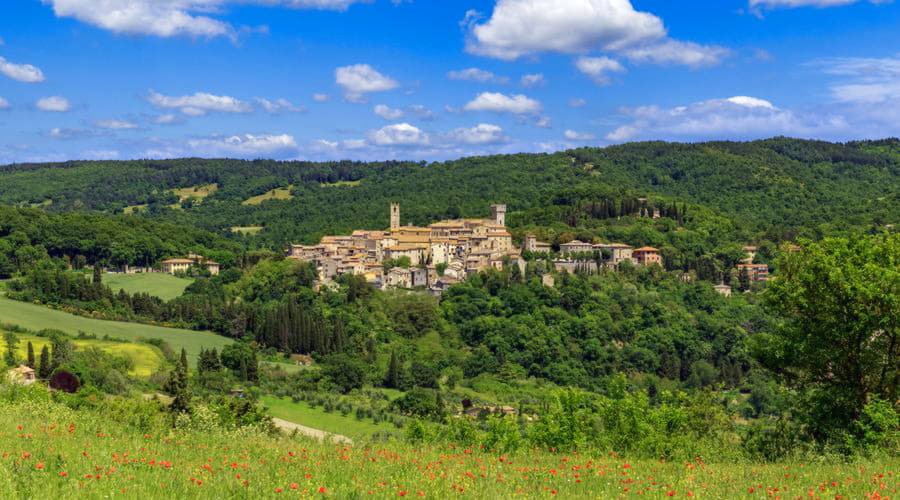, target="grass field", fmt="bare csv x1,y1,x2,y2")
1,387,895,499
242,186,293,205
230,225,264,235
122,204,147,214
320,180,361,188
102,273,194,301
0,298,231,366
260,396,398,440
6,333,164,376
171,183,218,202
